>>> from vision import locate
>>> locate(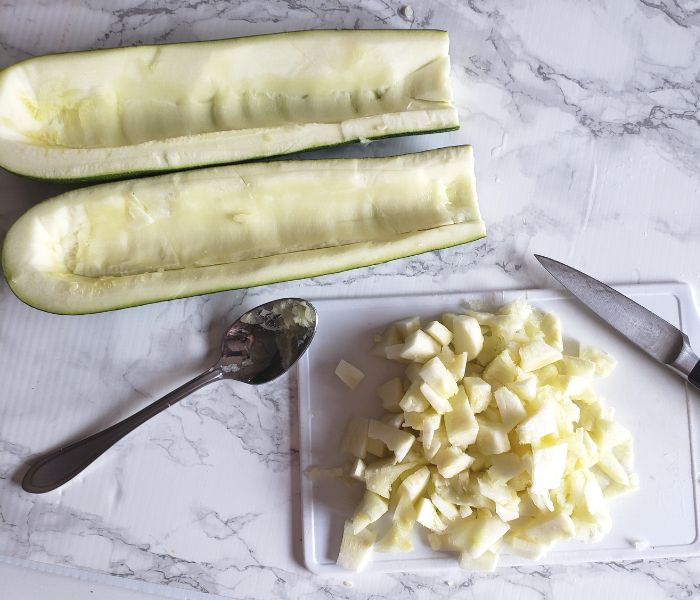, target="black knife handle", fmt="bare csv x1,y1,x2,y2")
689,361,700,391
